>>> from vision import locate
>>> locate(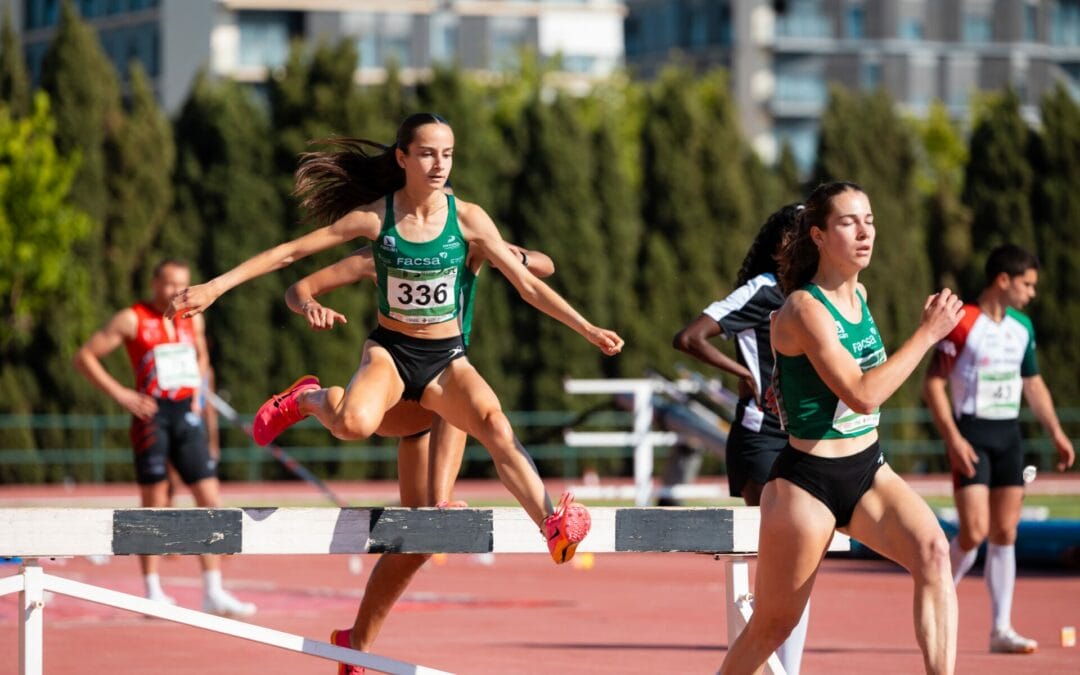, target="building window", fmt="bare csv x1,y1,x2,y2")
26,0,61,29
381,13,413,68
489,16,529,70
429,12,457,65
776,0,831,39
774,55,827,104
899,18,923,40
1024,2,1038,41
861,60,880,89
774,120,819,174
962,15,992,42
845,5,865,39
237,11,302,69
1050,0,1080,46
